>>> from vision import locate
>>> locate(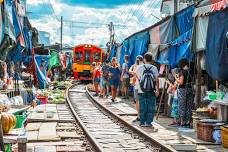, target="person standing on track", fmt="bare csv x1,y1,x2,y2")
93,62,101,96
129,55,144,123
109,57,121,102
121,55,130,99
135,53,159,127
100,60,110,98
